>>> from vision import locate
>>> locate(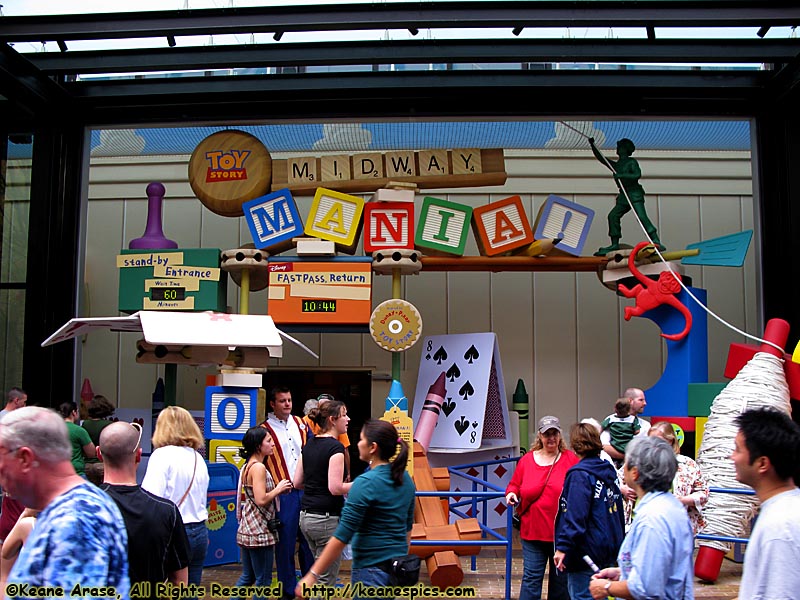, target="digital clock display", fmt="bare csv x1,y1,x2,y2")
302,299,337,313
150,287,186,301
